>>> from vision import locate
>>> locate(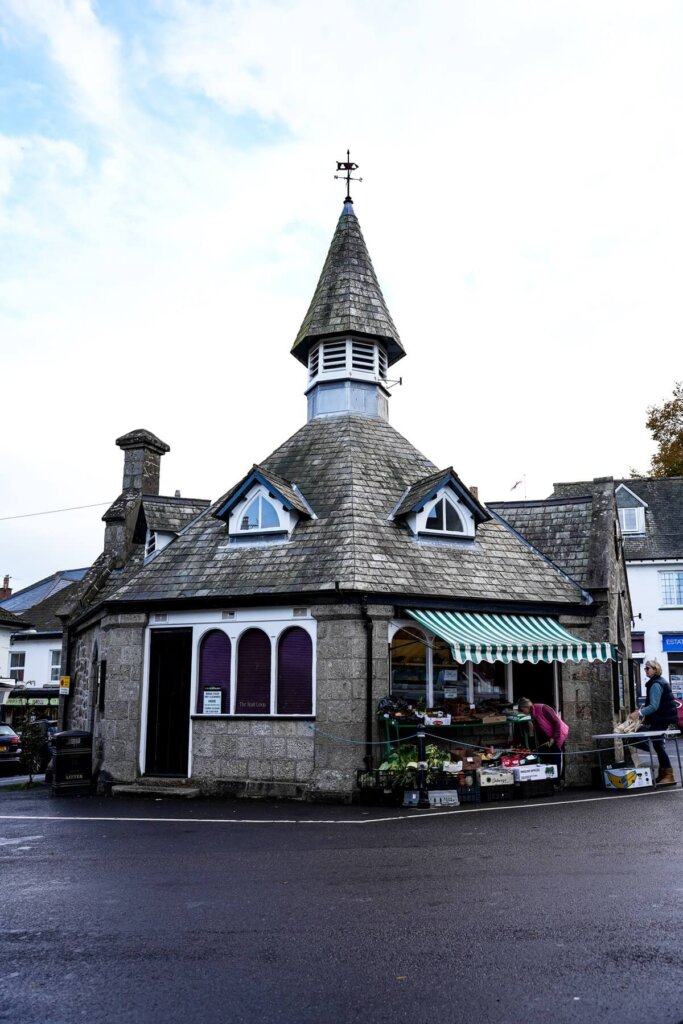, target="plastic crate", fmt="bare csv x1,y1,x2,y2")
455,783,481,804
516,779,555,799
428,768,476,789
356,770,402,806
480,784,516,803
